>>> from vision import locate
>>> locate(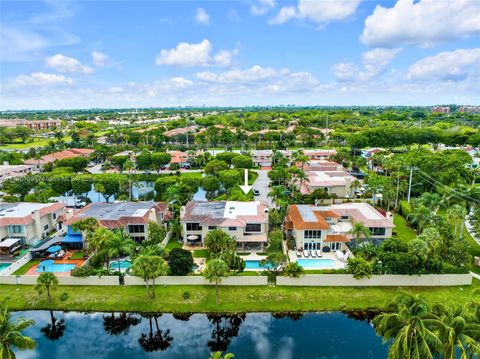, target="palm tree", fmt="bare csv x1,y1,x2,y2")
349,221,371,243
433,304,480,359
131,254,169,298
108,229,135,276
374,292,442,359
35,272,58,303
73,217,99,251
138,315,173,352
41,310,65,341
292,150,309,171
90,227,115,268
209,352,235,359
447,204,467,239
203,259,229,304
268,186,287,206
0,307,36,359
408,204,432,233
